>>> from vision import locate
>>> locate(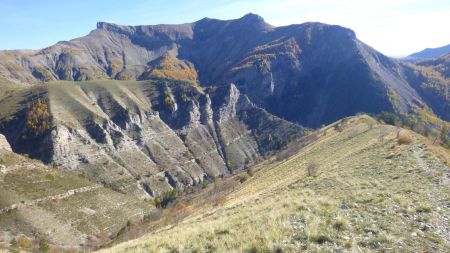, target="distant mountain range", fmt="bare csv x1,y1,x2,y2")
407,44,450,61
